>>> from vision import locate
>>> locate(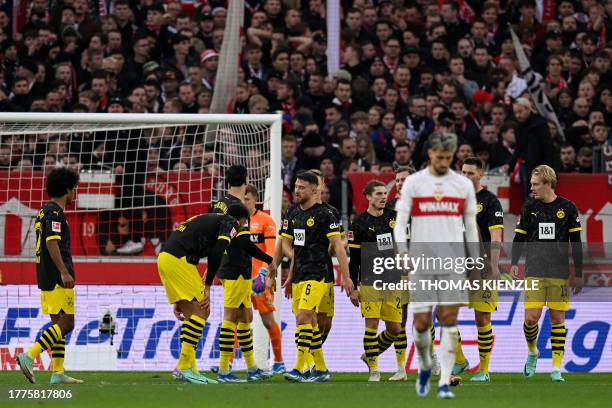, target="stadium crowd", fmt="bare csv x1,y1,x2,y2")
0,0,611,204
